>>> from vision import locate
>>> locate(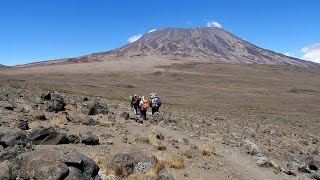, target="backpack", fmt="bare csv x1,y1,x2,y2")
151,97,161,107
141,103,149,110
156,97,161,107
133,96,139,103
